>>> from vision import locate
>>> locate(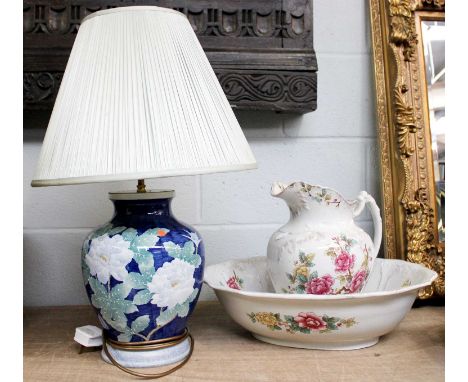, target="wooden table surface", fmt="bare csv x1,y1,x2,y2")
24,301,444,382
